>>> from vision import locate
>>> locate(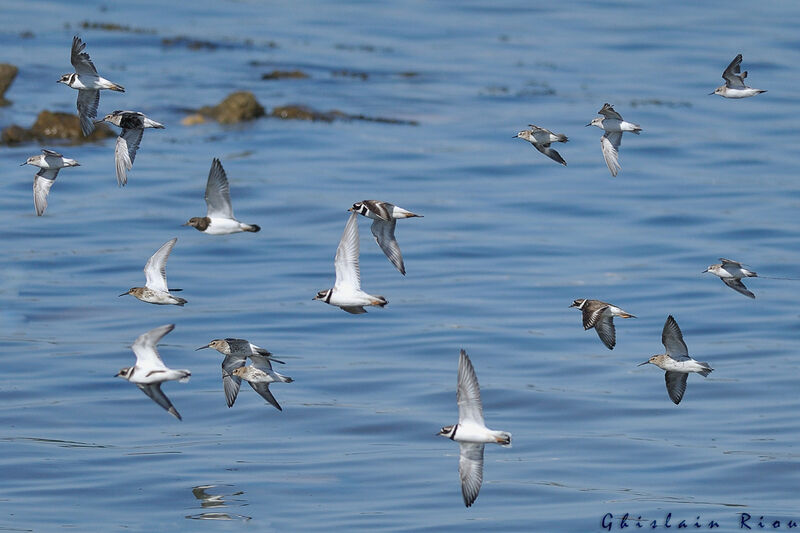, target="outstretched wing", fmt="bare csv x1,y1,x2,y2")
664,371,688,405
594,314,616,350
661,315,689,361
601,132,622,177
334,212,361,291
137,383,182,420
144,238,177,293
458,443,484,507
247,382,282,411
534,143,567,166
221,354,246,408
33,170,59,216
131,324,174,370
457,350,484,425
76,89,99,136
370,218,405,275
722,54,745,88
722,278,755,299
205,158,234,218
114,128,143,187
598,103,622,120
70,36,98,75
